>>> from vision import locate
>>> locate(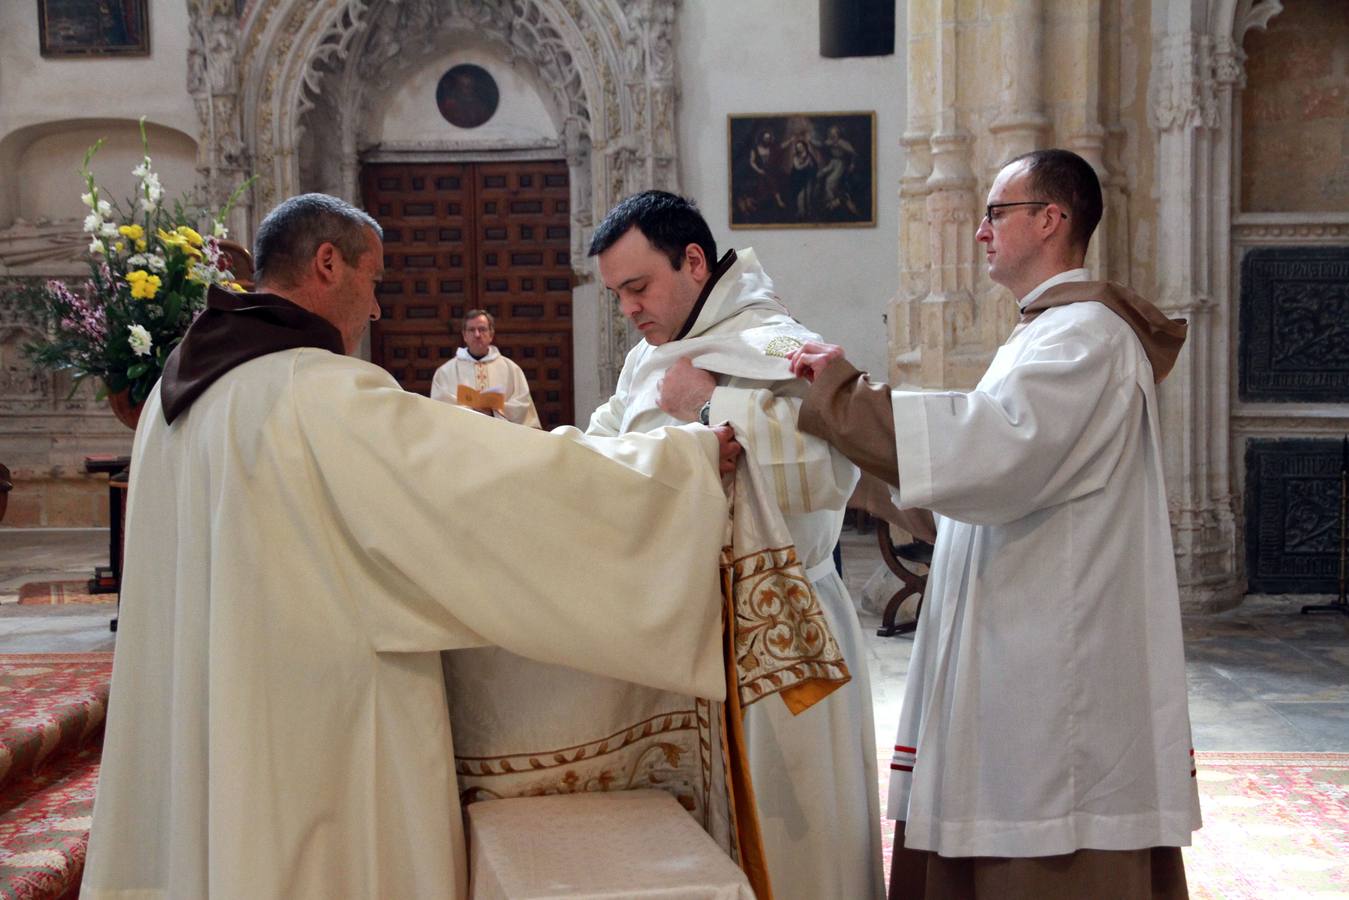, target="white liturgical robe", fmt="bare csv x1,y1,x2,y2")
589,248,884,900
81,349,731,899
430,345,541,427
887,271,1203,859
